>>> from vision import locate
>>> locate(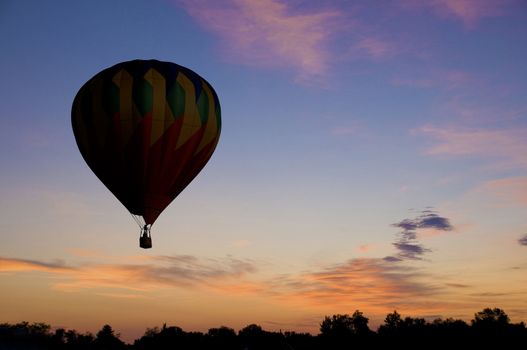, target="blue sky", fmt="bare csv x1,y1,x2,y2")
1,0,526,342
